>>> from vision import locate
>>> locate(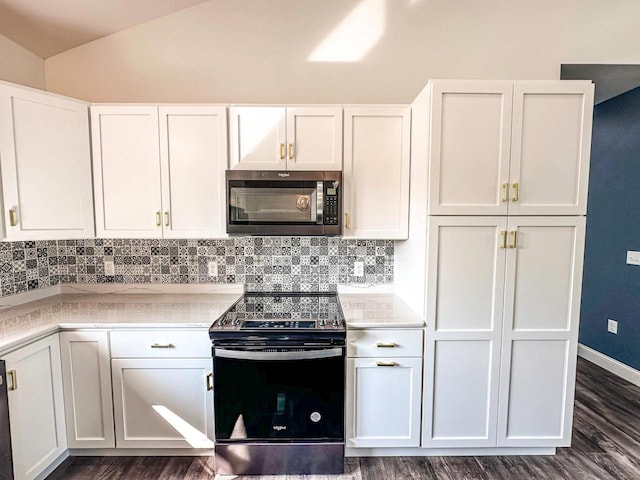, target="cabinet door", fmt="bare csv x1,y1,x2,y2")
111,358,214,449
159,106,228,238
91,105,163,238
508,83,594,216
286,107,342,170
423,216,507,447
343,106,410,239
59,331,114,448
346,357,422,448
229,106,286,170
428,81,513,215
4,335,66,480
497,216,585,447
0,84,94,240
